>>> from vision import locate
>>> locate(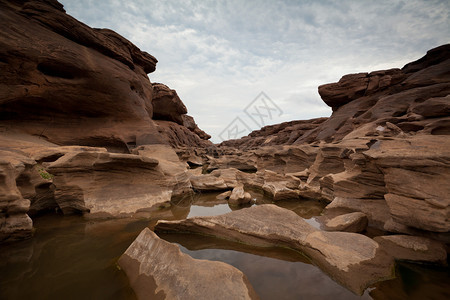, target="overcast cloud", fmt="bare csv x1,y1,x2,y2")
59,0,449,142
